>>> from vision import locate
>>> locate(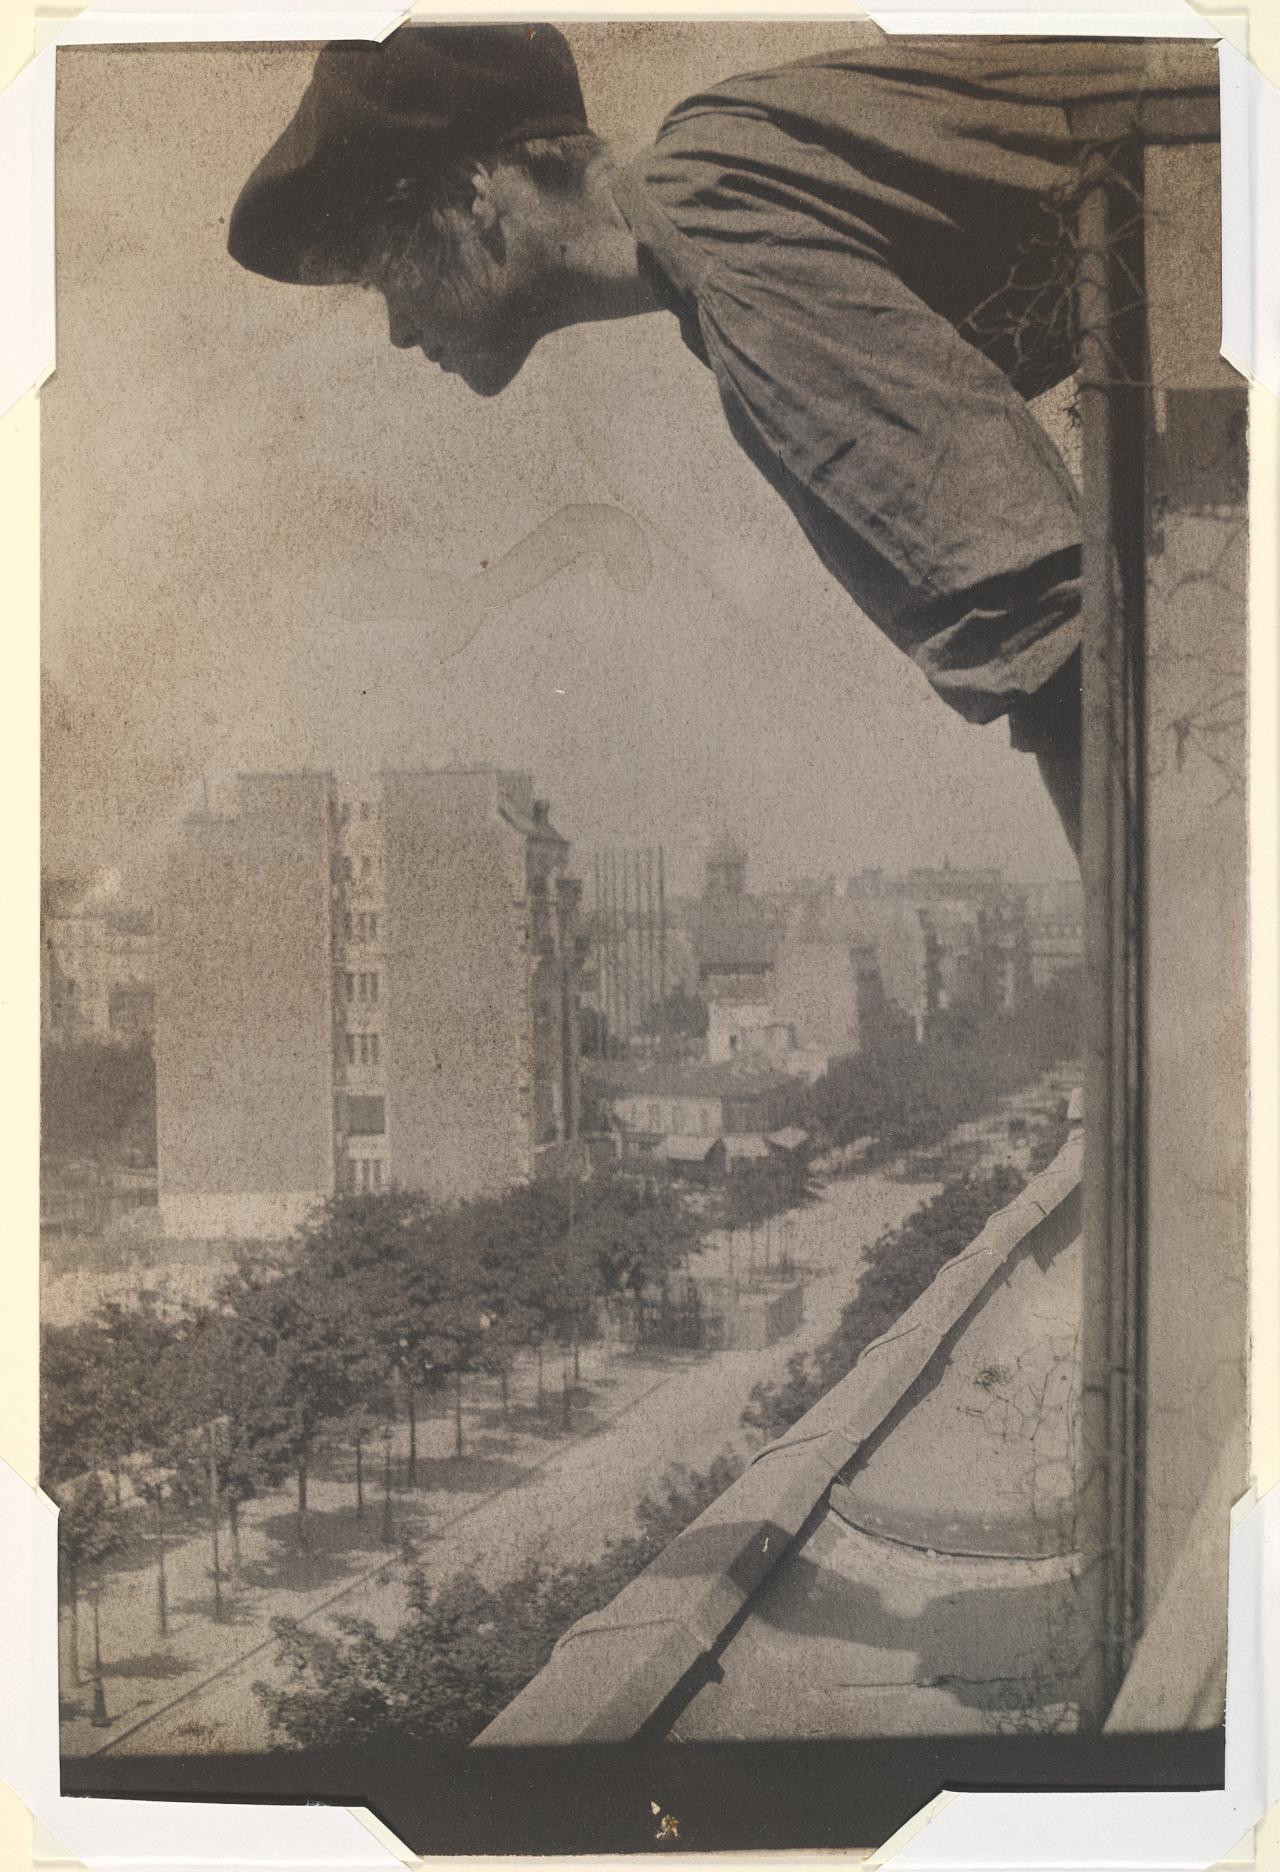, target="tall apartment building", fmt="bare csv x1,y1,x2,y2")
156,768,582,1240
